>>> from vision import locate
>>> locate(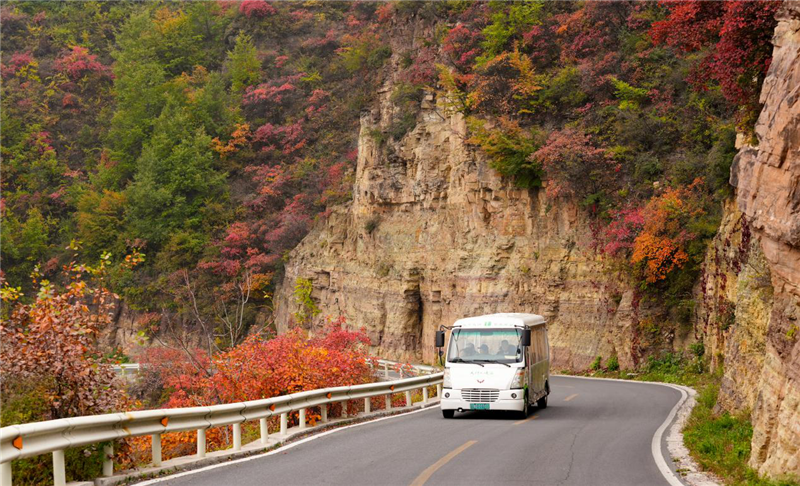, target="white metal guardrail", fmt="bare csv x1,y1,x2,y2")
0,369,442,486
373,359,438,379
113,360,437,378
